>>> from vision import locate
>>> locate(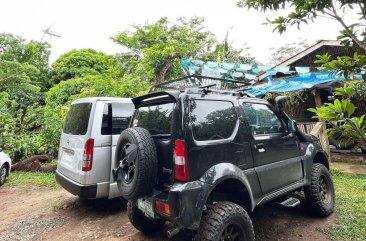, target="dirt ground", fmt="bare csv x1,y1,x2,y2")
0,185,337,241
